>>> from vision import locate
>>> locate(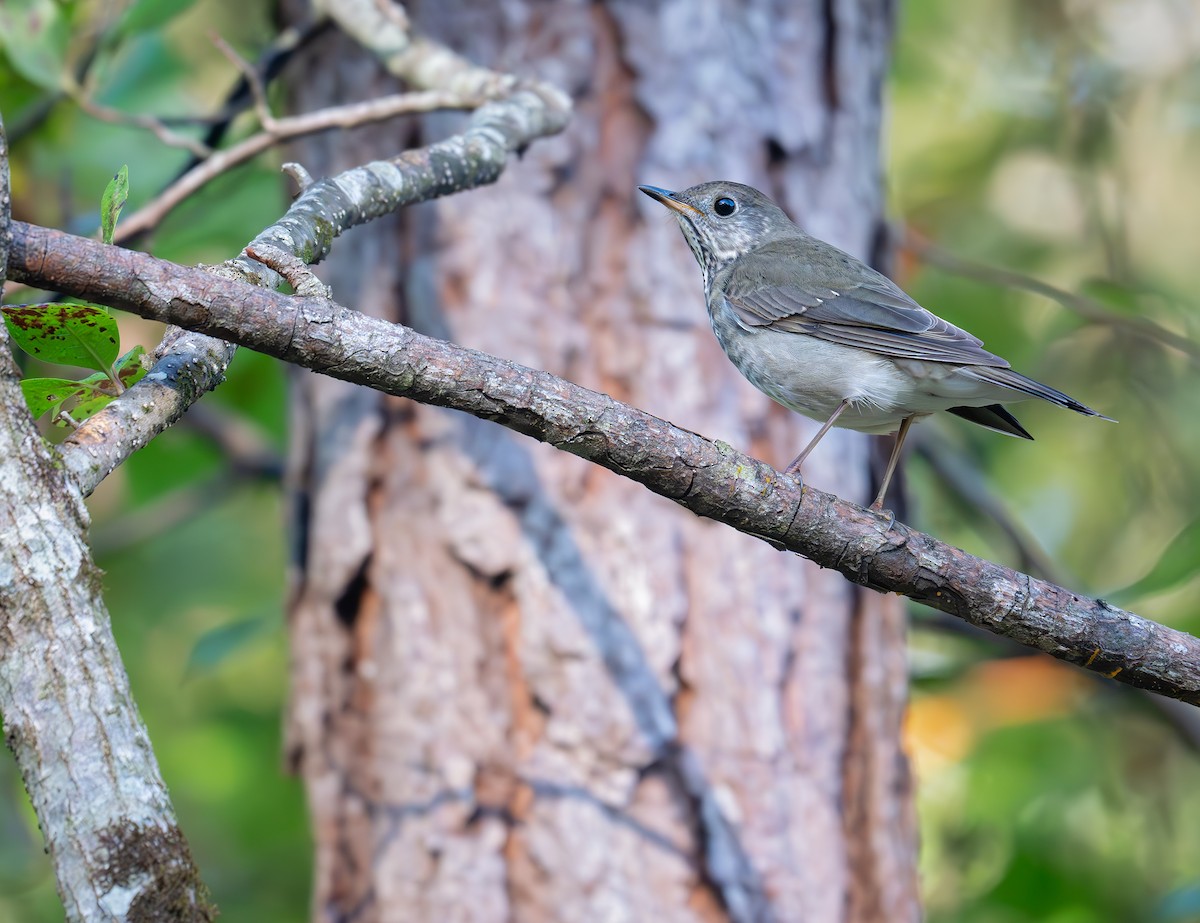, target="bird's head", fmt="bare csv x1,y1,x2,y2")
638,181,798,272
